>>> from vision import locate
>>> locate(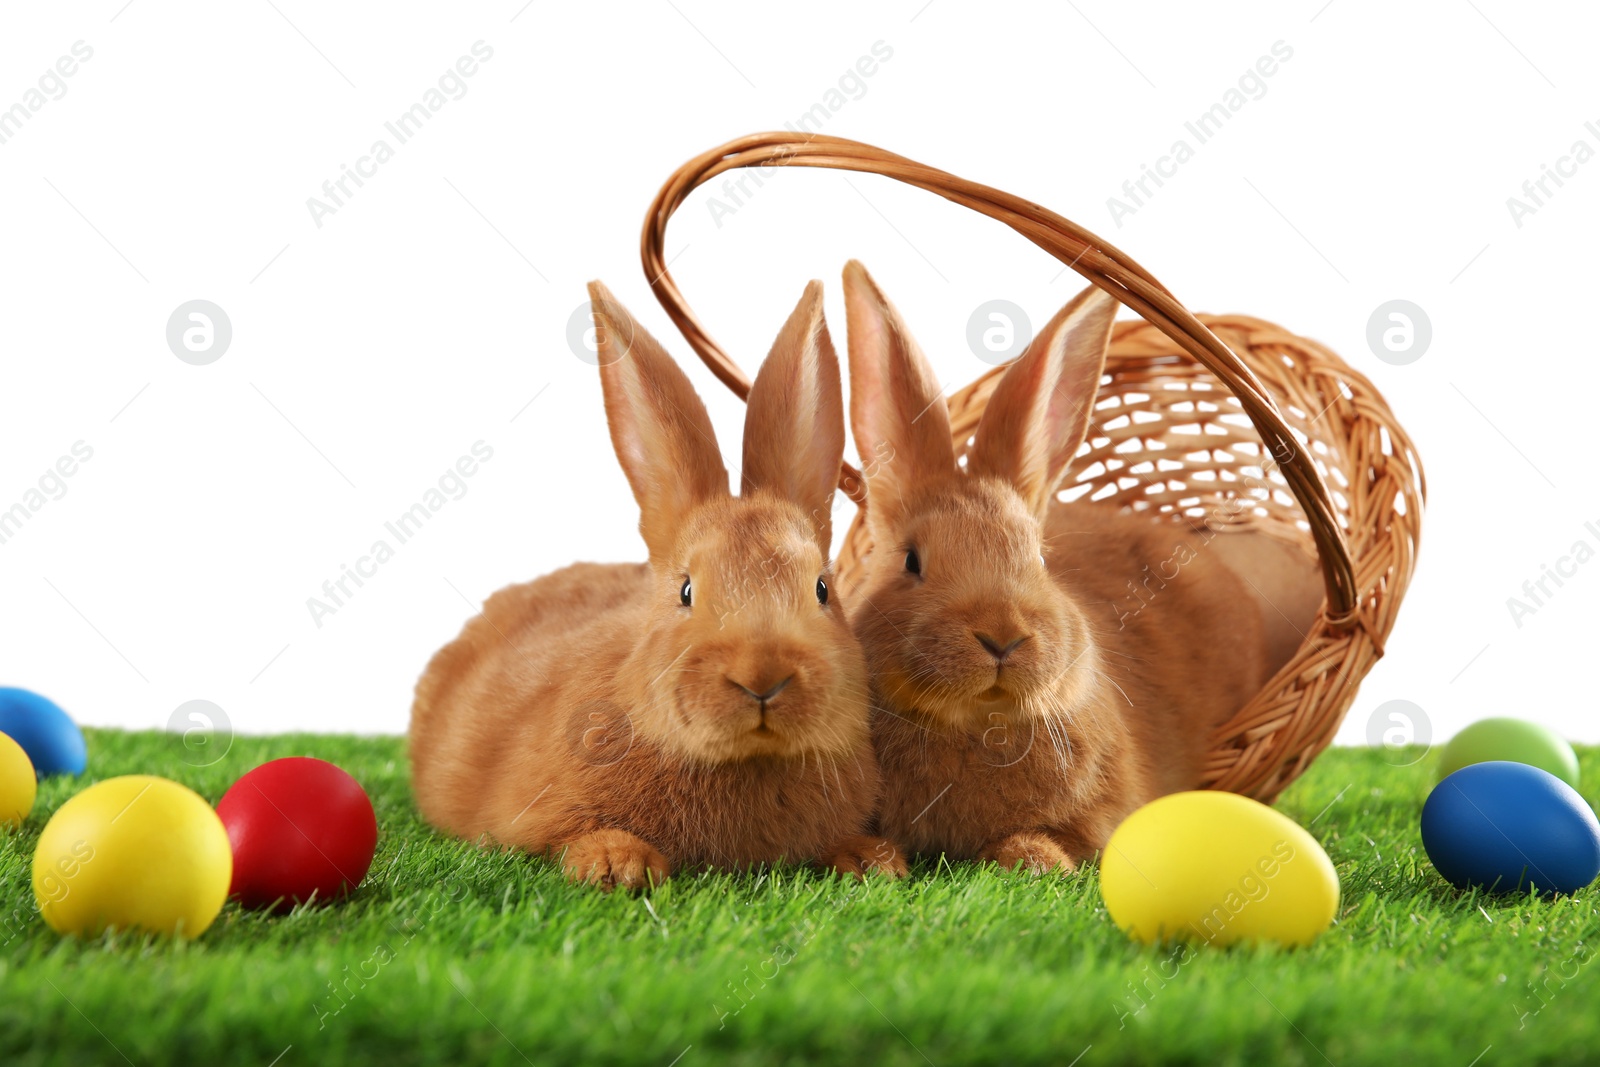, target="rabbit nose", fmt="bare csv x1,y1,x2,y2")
730,676,793,704
974,632,1030,664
